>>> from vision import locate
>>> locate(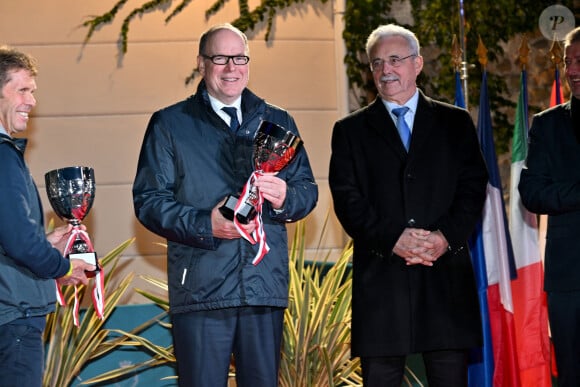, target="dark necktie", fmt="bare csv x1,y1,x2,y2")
392,106,411,151
222,107,240,132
